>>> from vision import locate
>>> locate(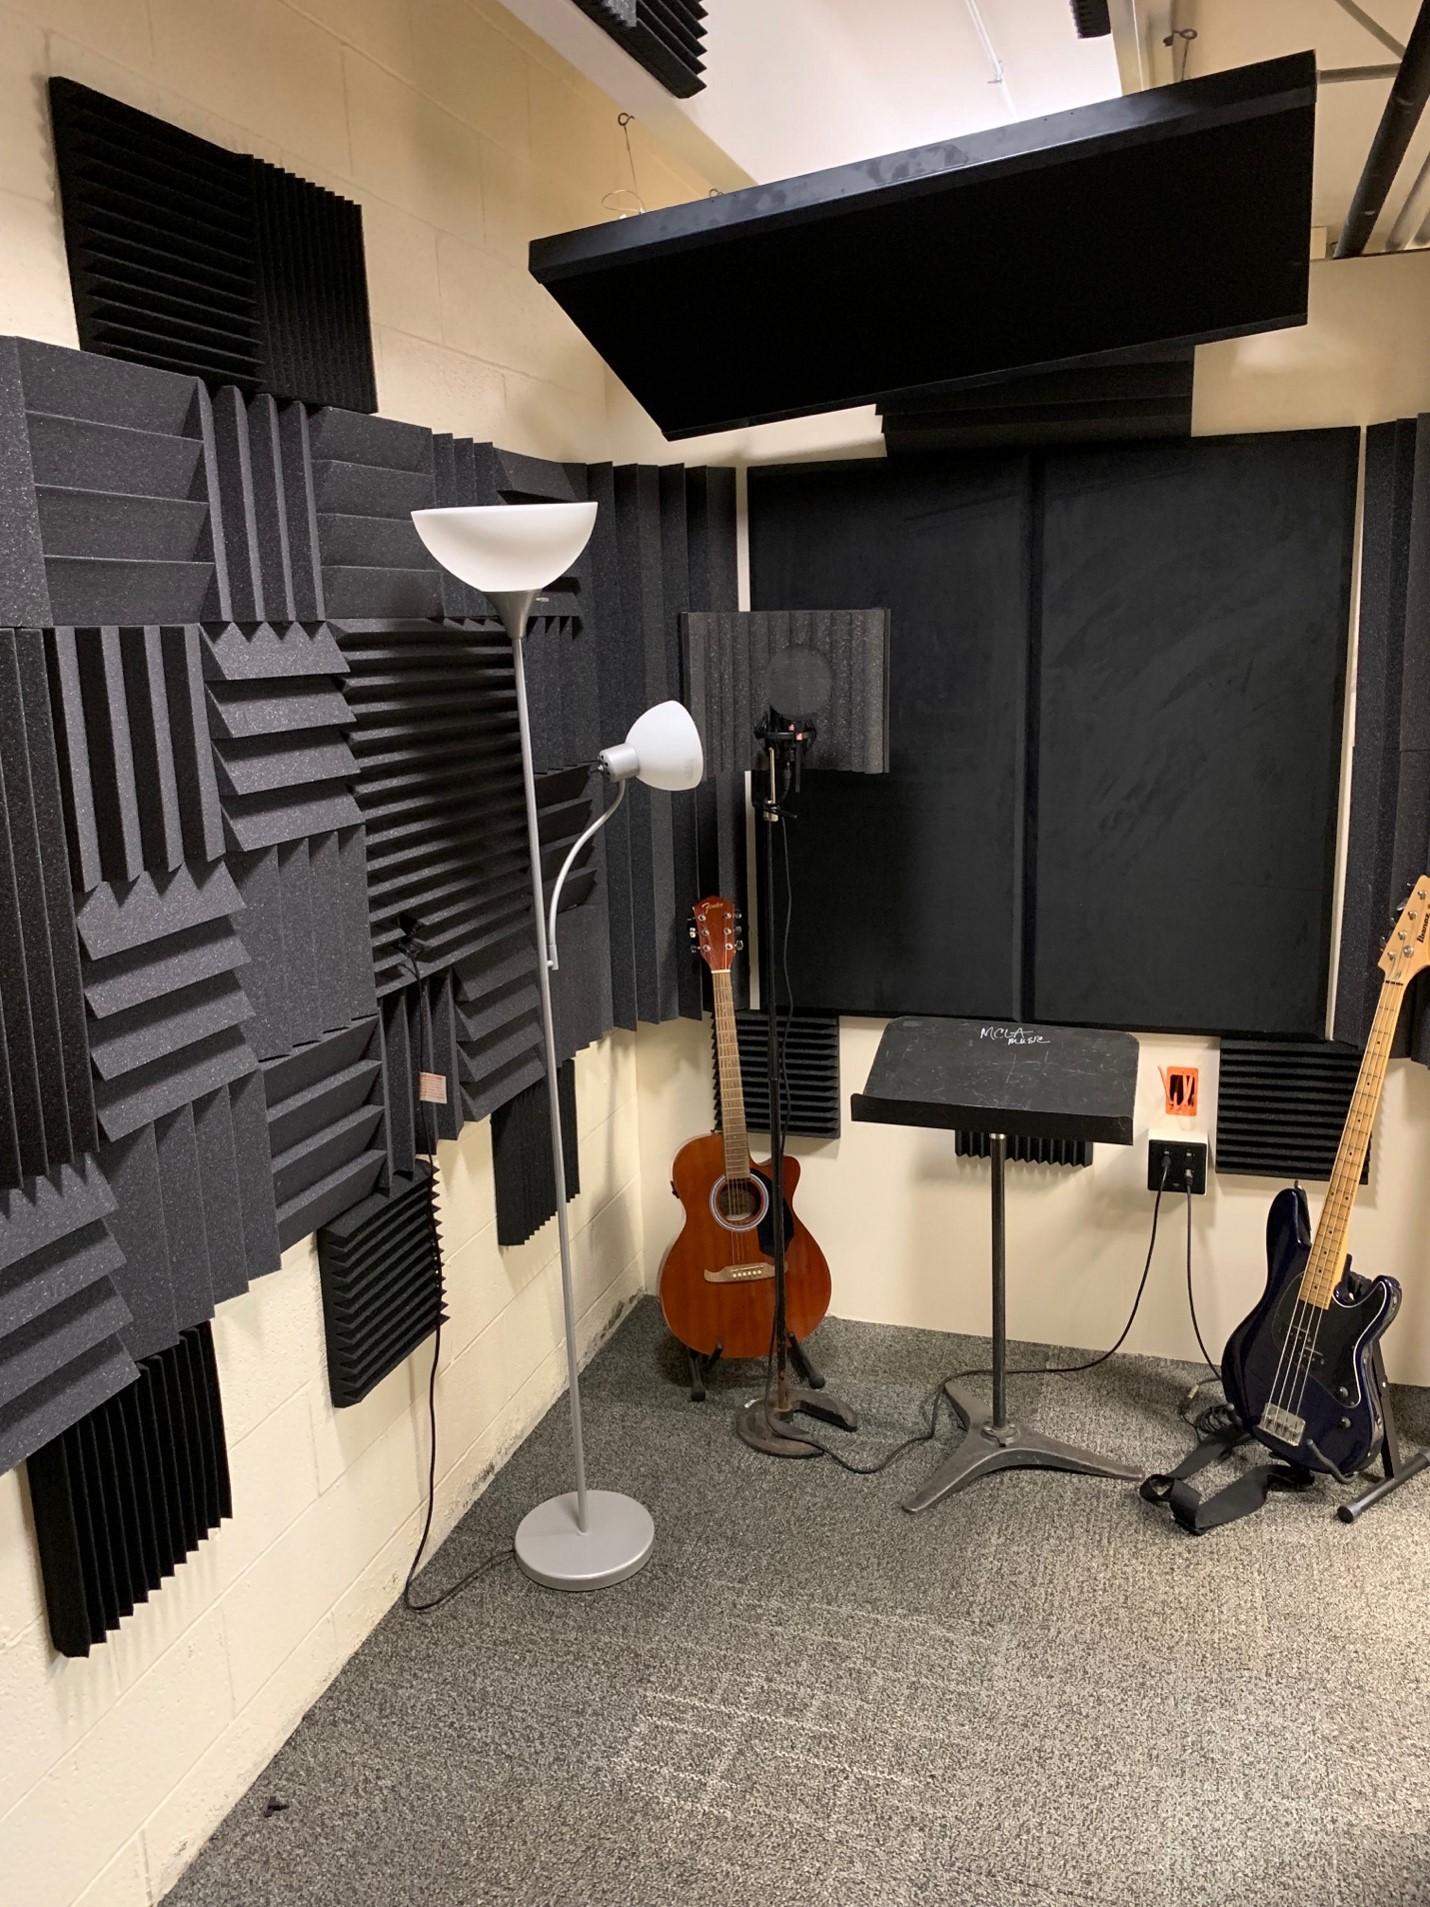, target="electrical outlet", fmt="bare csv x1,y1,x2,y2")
1148,1137,1207,1195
